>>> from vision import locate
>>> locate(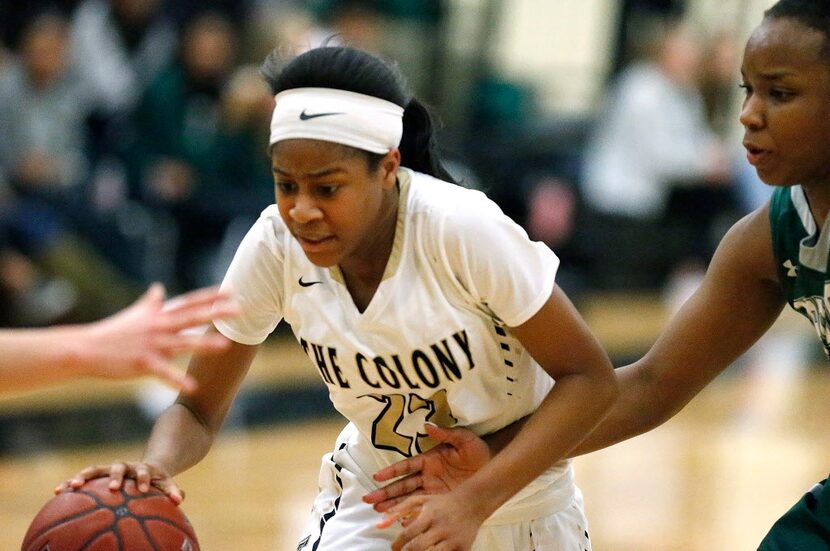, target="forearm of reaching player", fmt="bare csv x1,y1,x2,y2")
451,286,618,519
570,360,673,456
0,326,89,393
574,209,785,456
450,368,617,522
